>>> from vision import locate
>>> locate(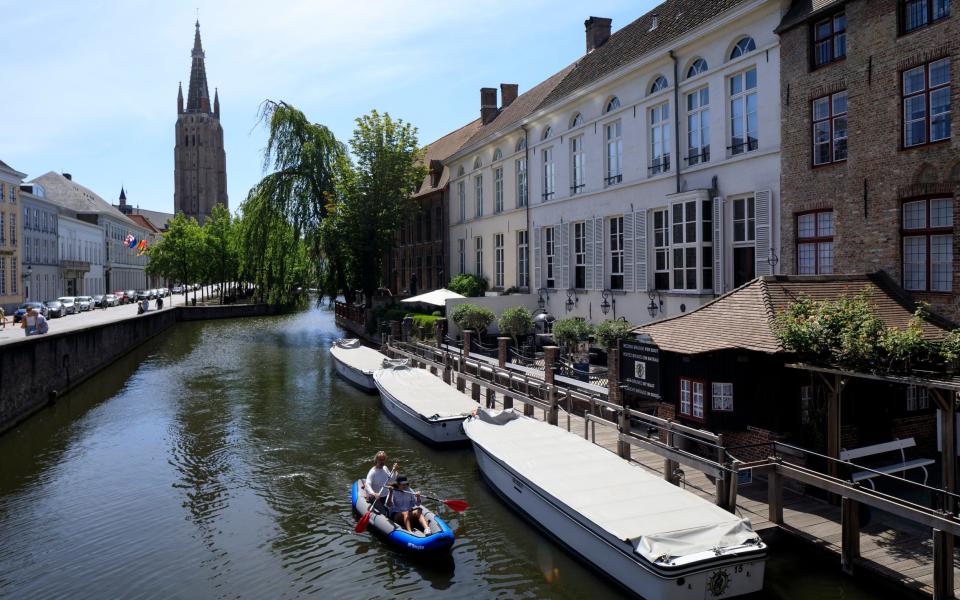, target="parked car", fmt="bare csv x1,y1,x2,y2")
58,297,77,315
13,301,46,323
104,293,119,307
76,296,93,311
112,290,128,304
93,294,106,307
136,290,150,301
171,285,184,294
125,290,136,304
44,300,64,318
